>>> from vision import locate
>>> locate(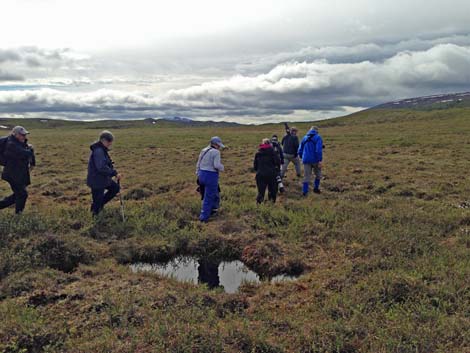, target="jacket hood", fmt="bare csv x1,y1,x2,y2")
307,129,318,137
90,141,107,151
258,143,272,150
